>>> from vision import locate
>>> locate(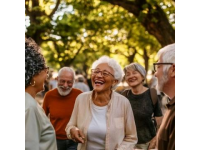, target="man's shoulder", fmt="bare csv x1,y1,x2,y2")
72,88,83,94
46,88,58,94
44,88,58,99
